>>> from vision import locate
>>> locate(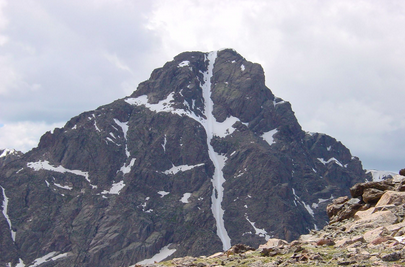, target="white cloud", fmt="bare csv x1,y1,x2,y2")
0,0,404,172
104,52,133,73
0,0,8,45
0,121,64,152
